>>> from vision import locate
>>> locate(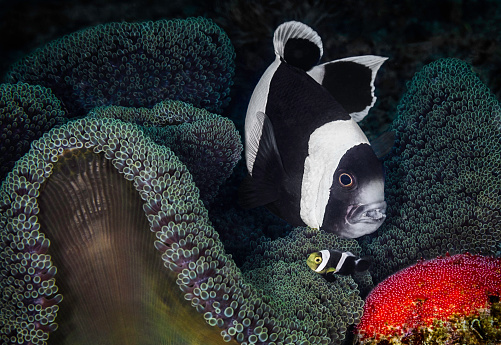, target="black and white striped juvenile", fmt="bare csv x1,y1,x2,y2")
306,250,372,275
239,21,390,238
